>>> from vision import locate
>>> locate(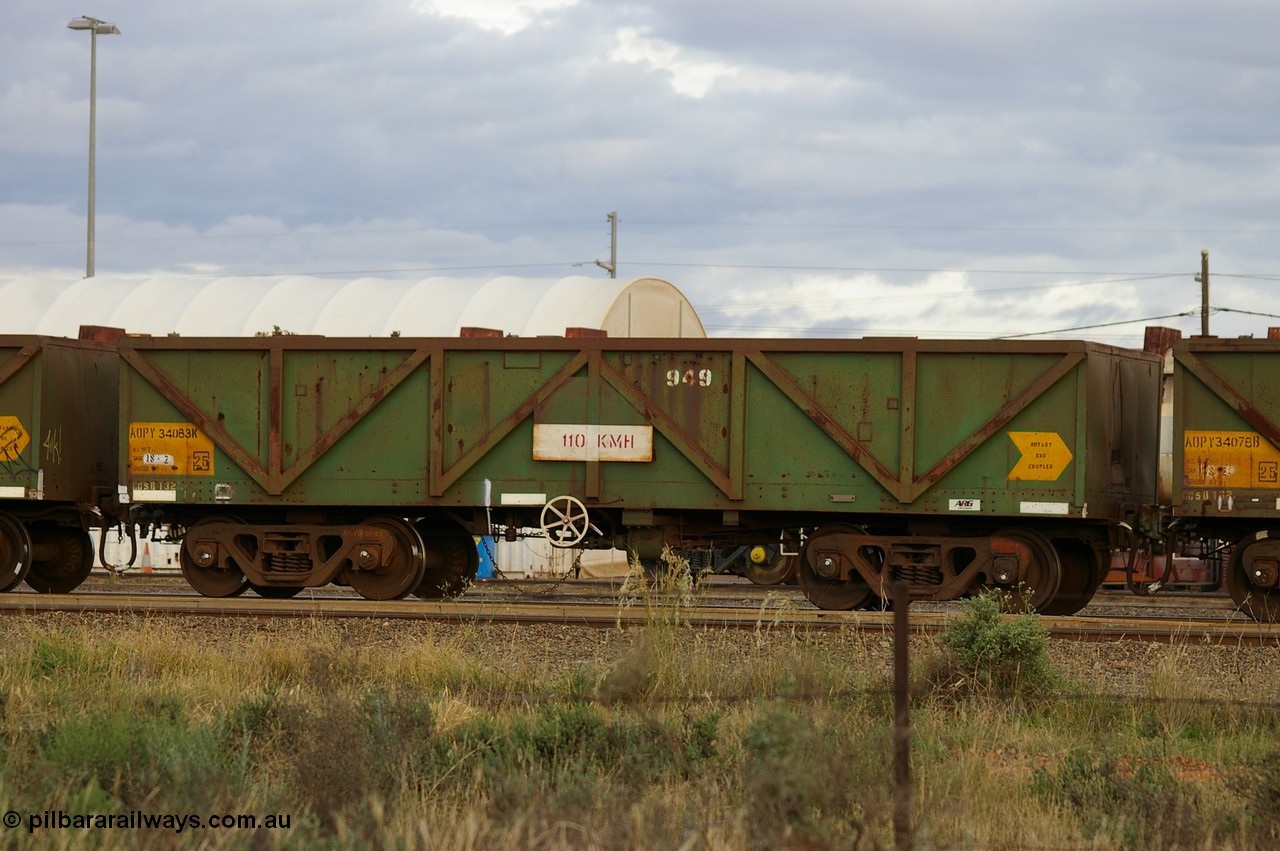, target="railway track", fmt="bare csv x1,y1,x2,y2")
2,577,1275,646
32,570,1241,605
